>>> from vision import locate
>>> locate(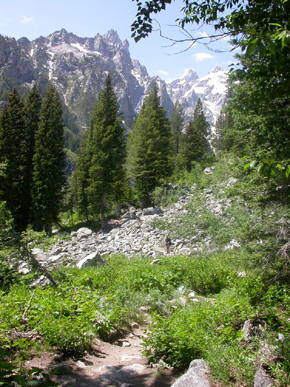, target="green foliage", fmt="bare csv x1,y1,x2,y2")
72,75,127,227
131,0,290,62
0,243,289,385
31,85,66,234
0,337,57,386
151,184,185,207
24,85,42,227
142,274,290,384
170,100,184,156
178,99,211,172
127,83,173,205
0,256,19,291
0,89,28,231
